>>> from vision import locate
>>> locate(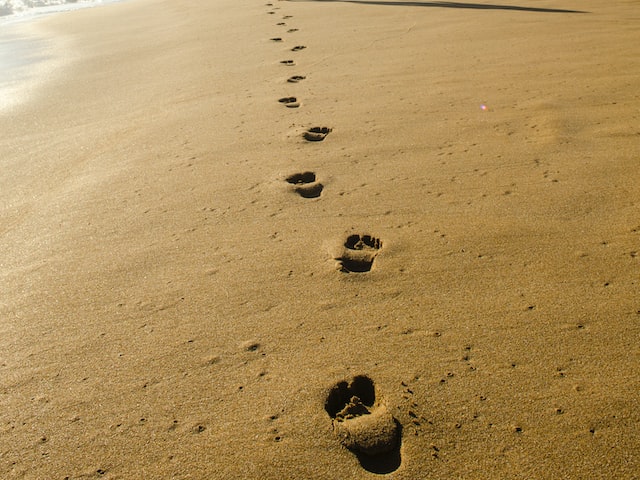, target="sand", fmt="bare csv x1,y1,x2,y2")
1,0,639,478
